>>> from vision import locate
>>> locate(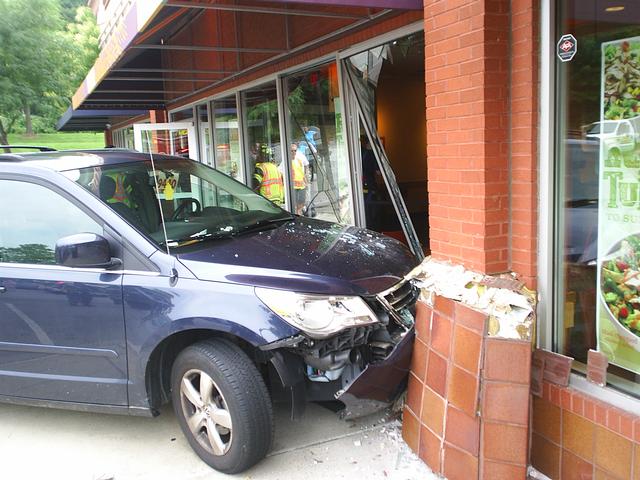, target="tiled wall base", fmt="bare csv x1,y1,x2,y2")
403,297,532,480
531,380,640,479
